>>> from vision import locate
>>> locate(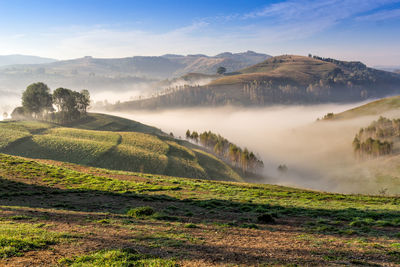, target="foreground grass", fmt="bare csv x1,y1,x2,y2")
0,153,400,266
59,249,177,267
0,221,74,258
